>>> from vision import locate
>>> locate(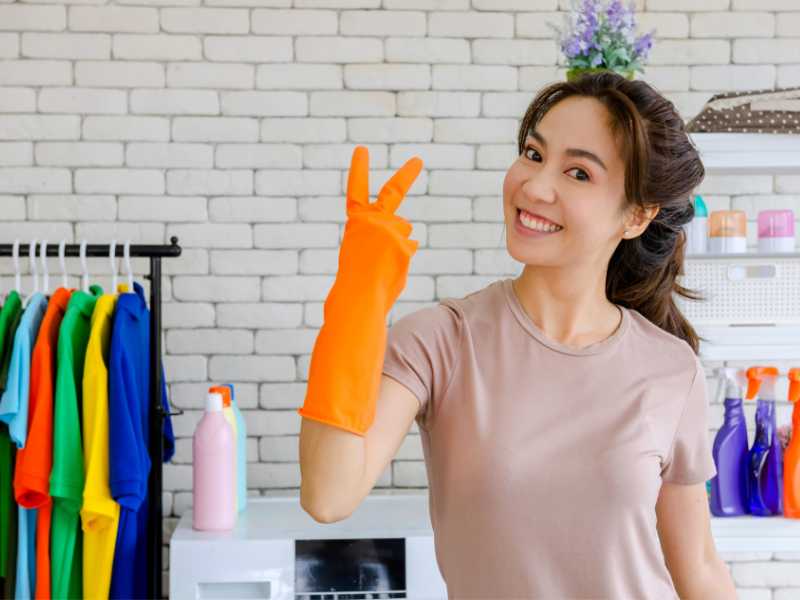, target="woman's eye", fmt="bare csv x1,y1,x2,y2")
523,145,590,182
